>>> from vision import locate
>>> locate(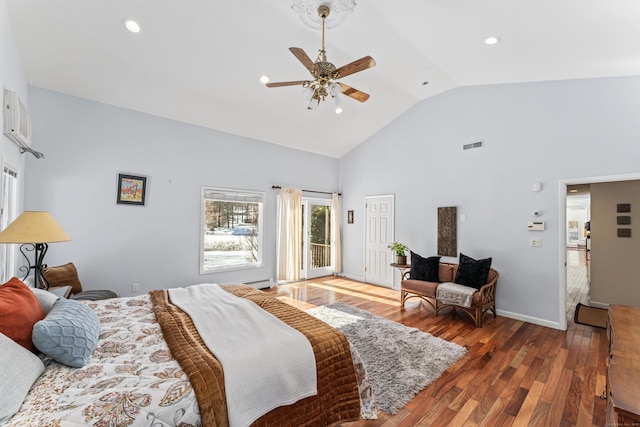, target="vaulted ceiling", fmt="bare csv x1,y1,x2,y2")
6,0,640,158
